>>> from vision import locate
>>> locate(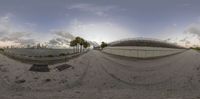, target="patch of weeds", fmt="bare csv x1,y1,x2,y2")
45,79,51,82
47,55,54,57
0,68,8,72
34,77,39,79
59,53,67,56
15,79,26,84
